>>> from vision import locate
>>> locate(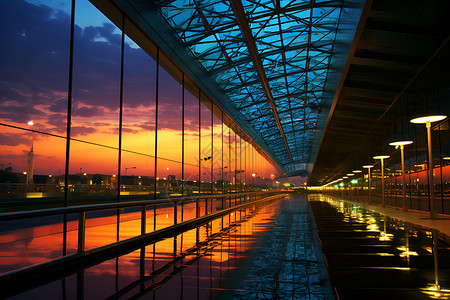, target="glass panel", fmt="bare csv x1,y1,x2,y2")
200,98,212,194
69,140,118,202
229,127,235,192
184,89,199,195
0,0,70,134
70,0,121,201
122,34,156,199
72,0,121,147
0,127,66,206
156,67,182,196
212,105,222,194
222,122,230,194
235,132,241,192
